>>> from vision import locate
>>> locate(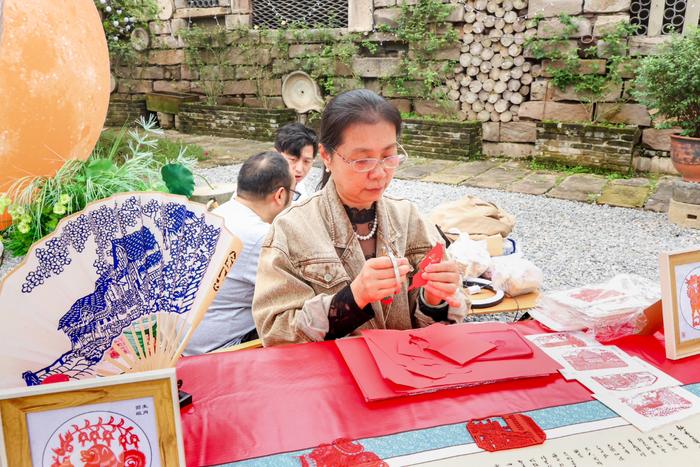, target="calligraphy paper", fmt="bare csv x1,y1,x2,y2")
594,387,700,432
